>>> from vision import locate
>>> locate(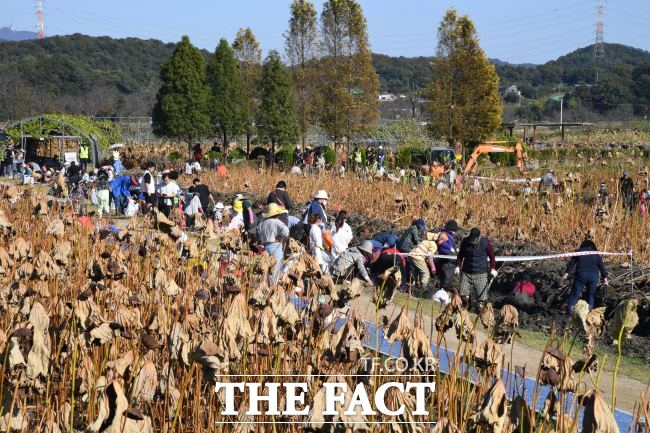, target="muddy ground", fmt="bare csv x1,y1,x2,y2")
485,240,650,362
213,189,650,361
